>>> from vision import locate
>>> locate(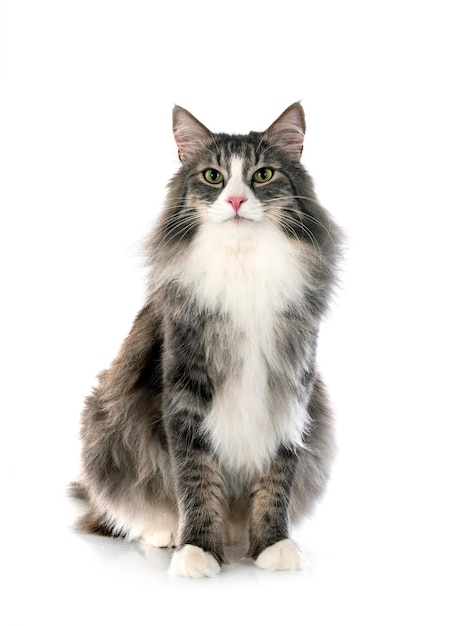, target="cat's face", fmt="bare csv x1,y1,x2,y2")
171,103,305,231
161,103,332,254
